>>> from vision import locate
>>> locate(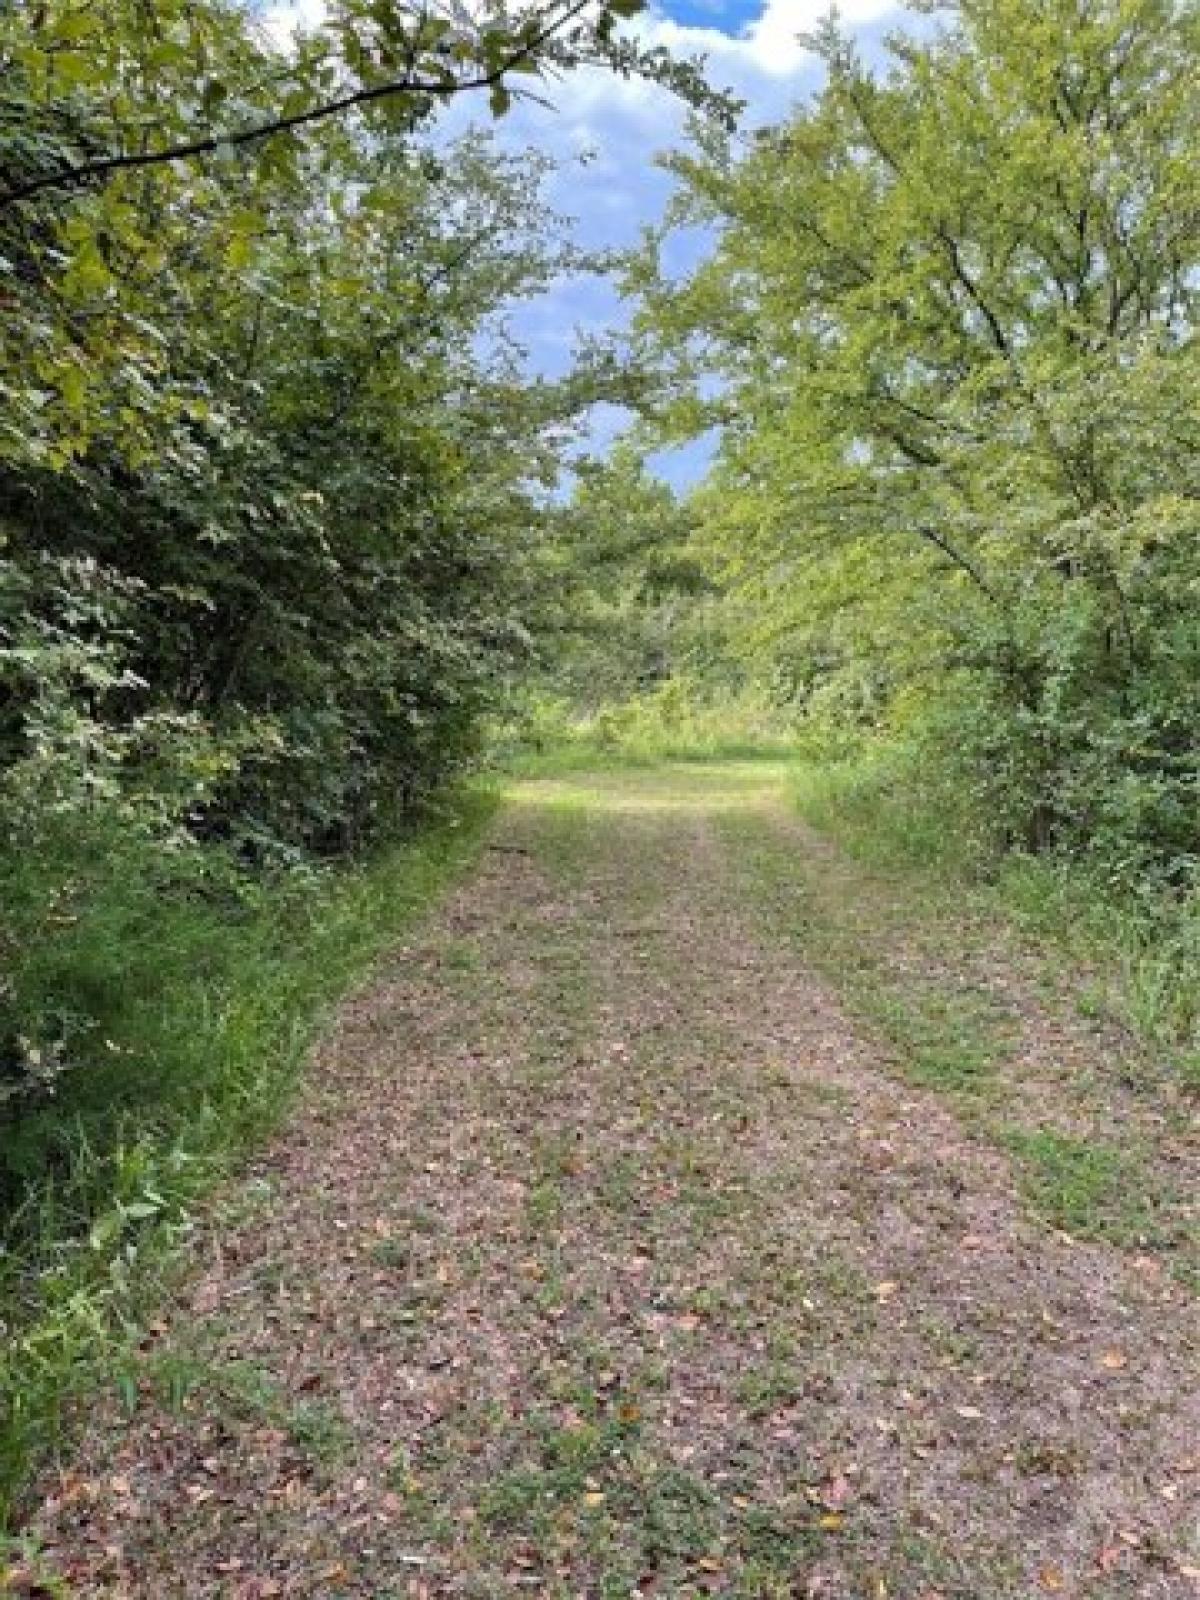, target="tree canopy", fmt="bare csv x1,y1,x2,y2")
624,0,1200,871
